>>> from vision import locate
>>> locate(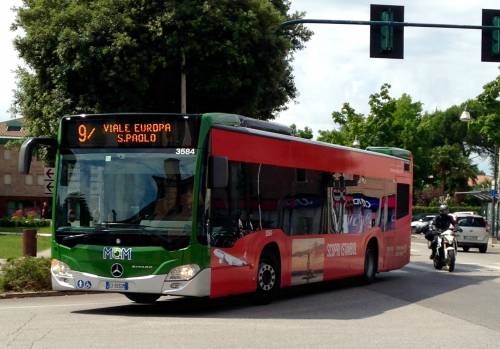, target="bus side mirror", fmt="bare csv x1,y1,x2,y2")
209,156,228,189
19,137,58,174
